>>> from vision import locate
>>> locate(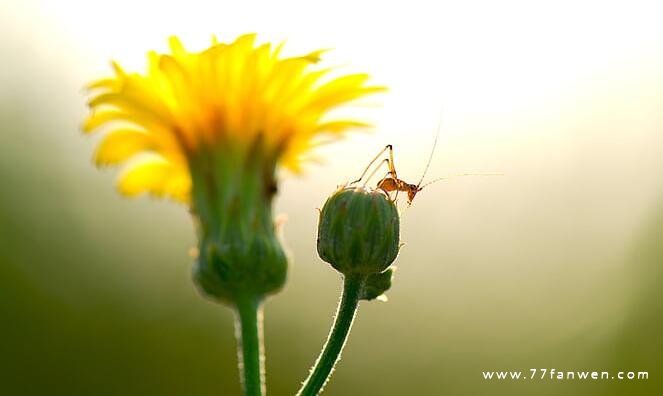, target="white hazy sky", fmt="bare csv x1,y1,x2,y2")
5,0,663,128
3,0,663,189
